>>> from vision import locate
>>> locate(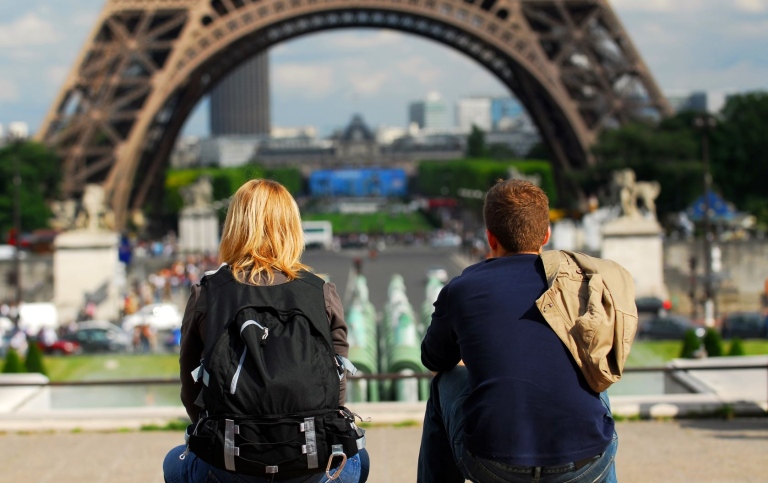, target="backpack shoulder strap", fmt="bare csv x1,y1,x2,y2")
295,271,326,290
